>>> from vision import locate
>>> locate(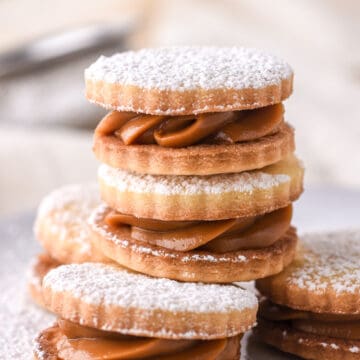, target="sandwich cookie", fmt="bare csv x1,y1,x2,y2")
256,230,360,359
89,203,298,282
34,262,258,359
87,47,294,175
97,154,304,221
34,184,109,264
